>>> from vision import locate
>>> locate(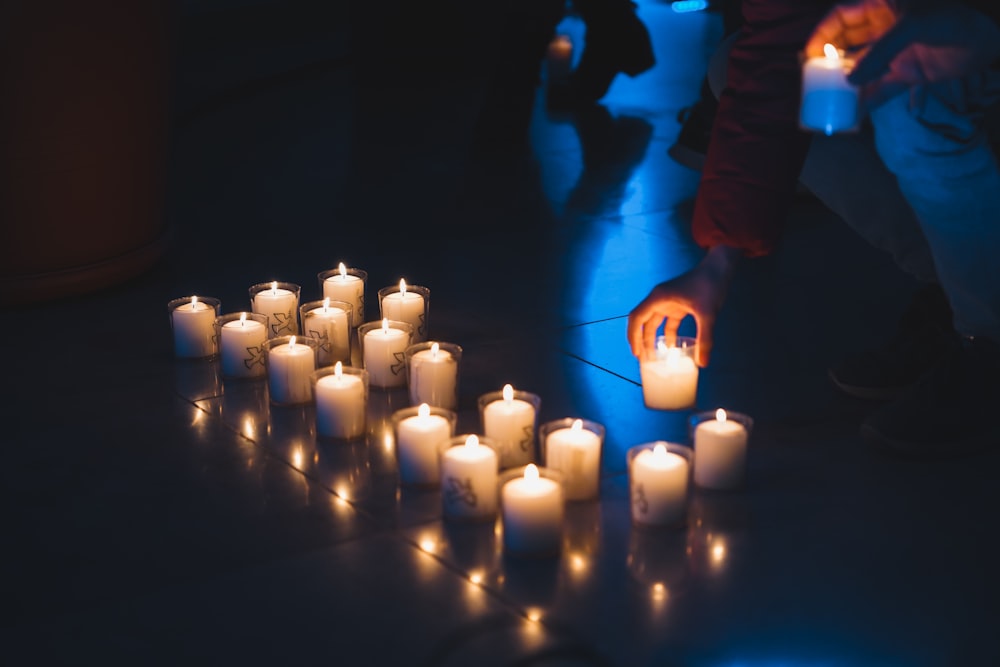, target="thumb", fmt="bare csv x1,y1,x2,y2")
848,16,917,86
